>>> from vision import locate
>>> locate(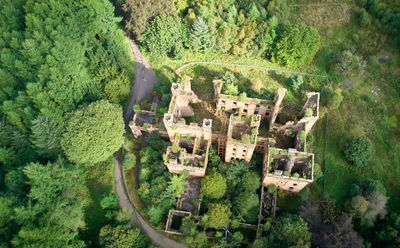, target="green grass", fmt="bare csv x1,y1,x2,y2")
80,157,115,246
